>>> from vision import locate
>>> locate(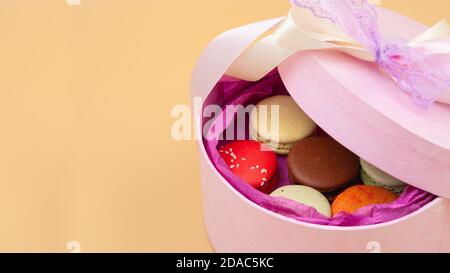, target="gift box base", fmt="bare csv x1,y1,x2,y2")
198,143,450,253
